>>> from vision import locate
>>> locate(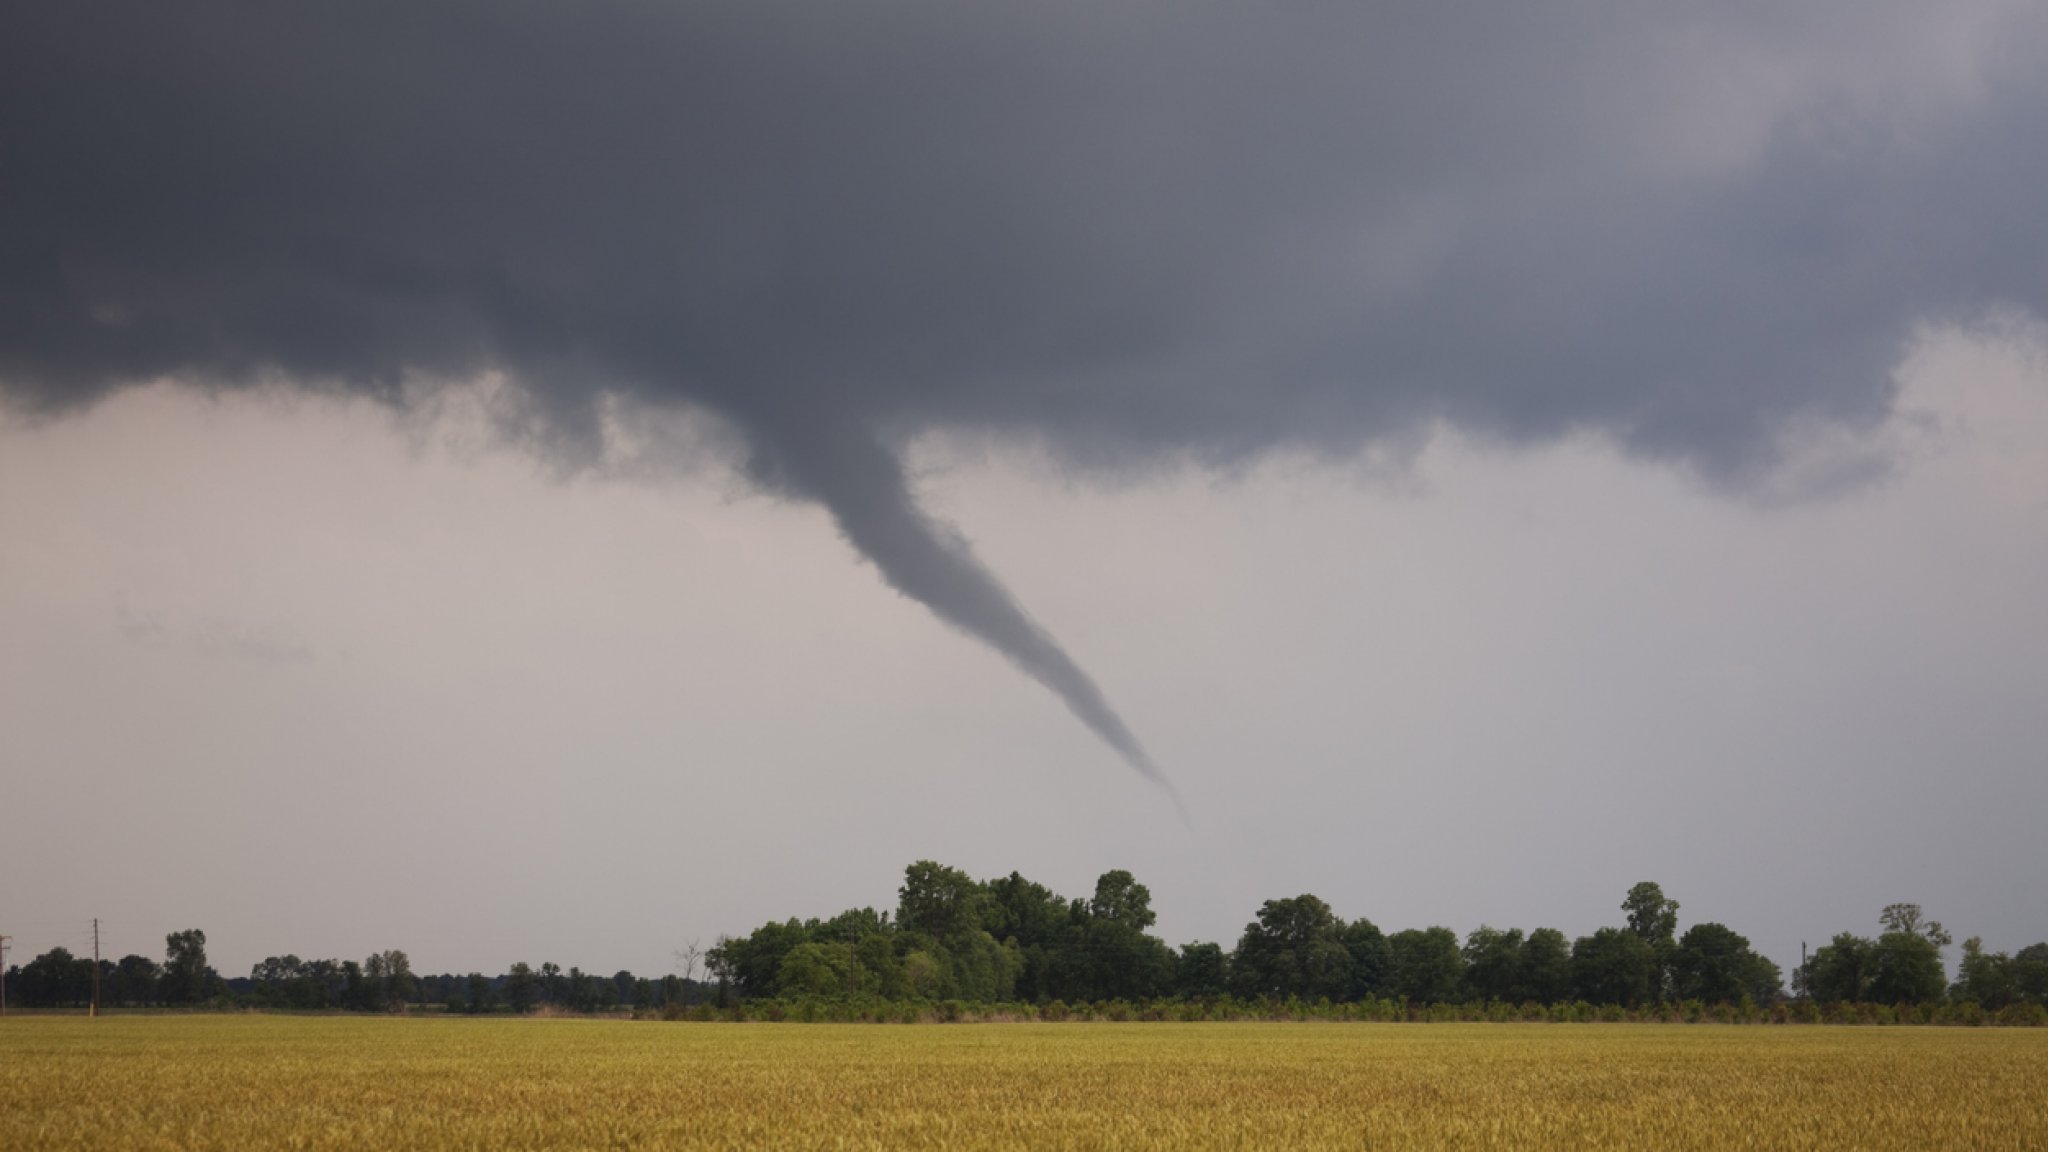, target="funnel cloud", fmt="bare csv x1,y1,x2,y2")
5,1,2048,790
738,406,1174,796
